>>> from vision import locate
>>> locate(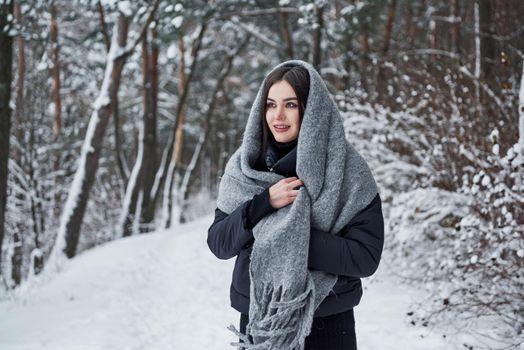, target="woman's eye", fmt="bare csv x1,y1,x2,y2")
266,102,296,108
